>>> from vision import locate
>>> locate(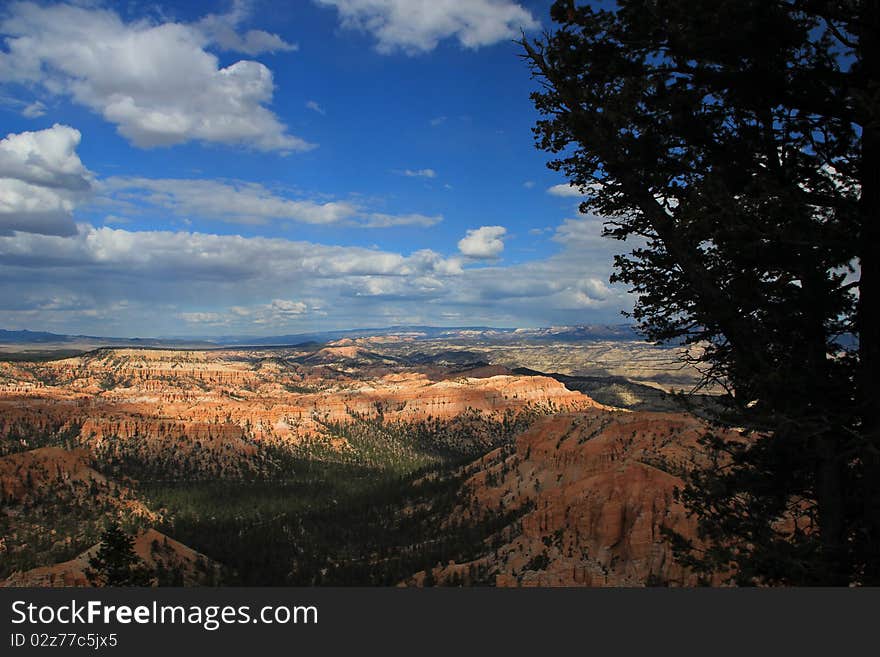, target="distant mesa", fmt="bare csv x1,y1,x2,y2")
0,324,642,355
